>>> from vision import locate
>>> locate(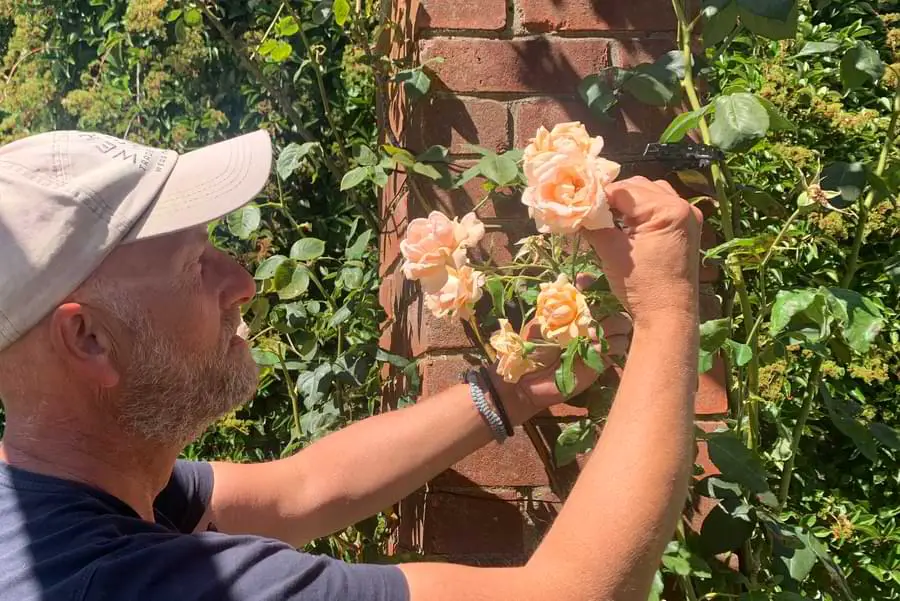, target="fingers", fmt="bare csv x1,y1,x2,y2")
574,272,597,291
